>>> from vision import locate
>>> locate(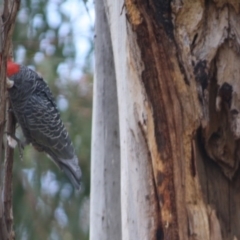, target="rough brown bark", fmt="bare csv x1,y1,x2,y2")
0,0,20,239
125,0,240,239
